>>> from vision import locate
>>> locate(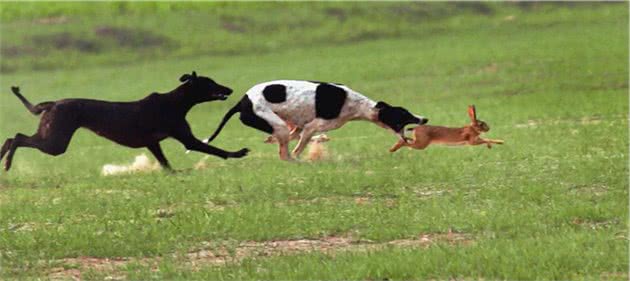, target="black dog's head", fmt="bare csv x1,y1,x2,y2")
375,101,428,138
179,71,233,102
